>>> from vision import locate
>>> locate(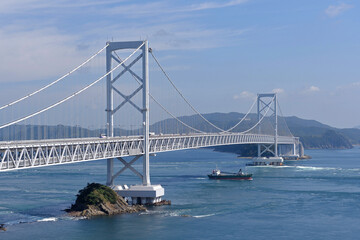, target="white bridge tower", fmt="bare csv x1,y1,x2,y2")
257,93,278,158
105,41,164,205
